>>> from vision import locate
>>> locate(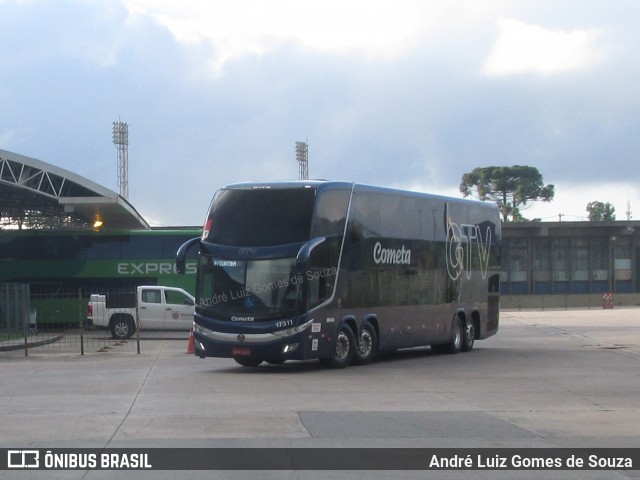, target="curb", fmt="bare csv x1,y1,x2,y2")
0,335,64,352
